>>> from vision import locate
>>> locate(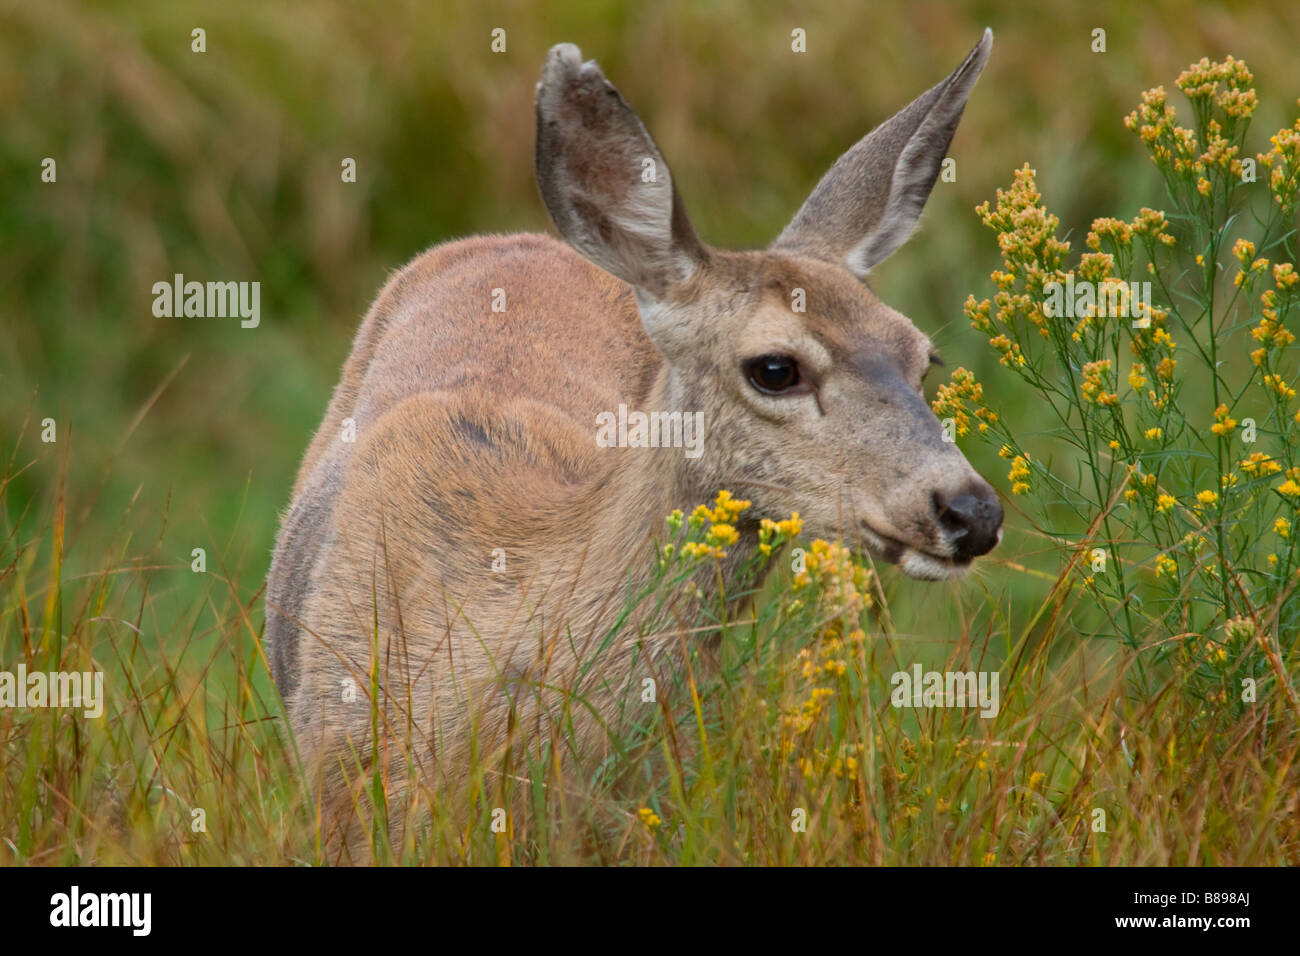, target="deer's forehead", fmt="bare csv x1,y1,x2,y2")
747,261,931,366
